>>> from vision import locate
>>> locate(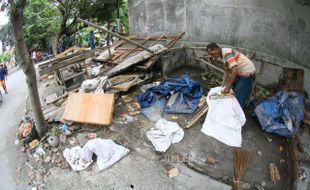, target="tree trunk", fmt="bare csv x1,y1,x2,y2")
9,0,47,138
51,33,59,56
